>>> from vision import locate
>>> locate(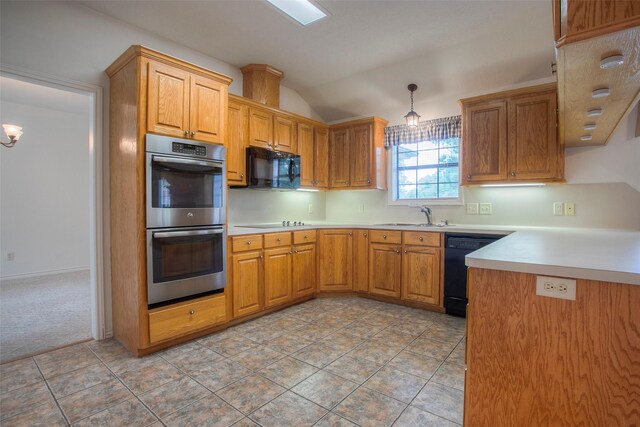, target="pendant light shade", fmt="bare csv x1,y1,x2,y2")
404,84,420,128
